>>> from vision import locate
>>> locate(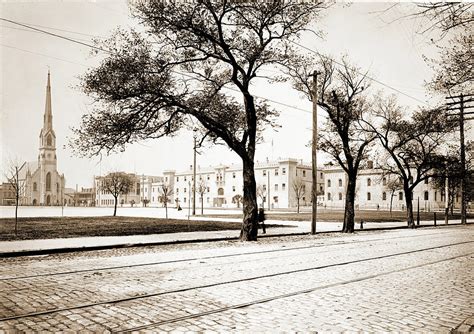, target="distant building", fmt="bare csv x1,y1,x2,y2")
322,165,462,212
95,172,175,207
174,158,324,209
21,71,66,206
0,183,16,206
